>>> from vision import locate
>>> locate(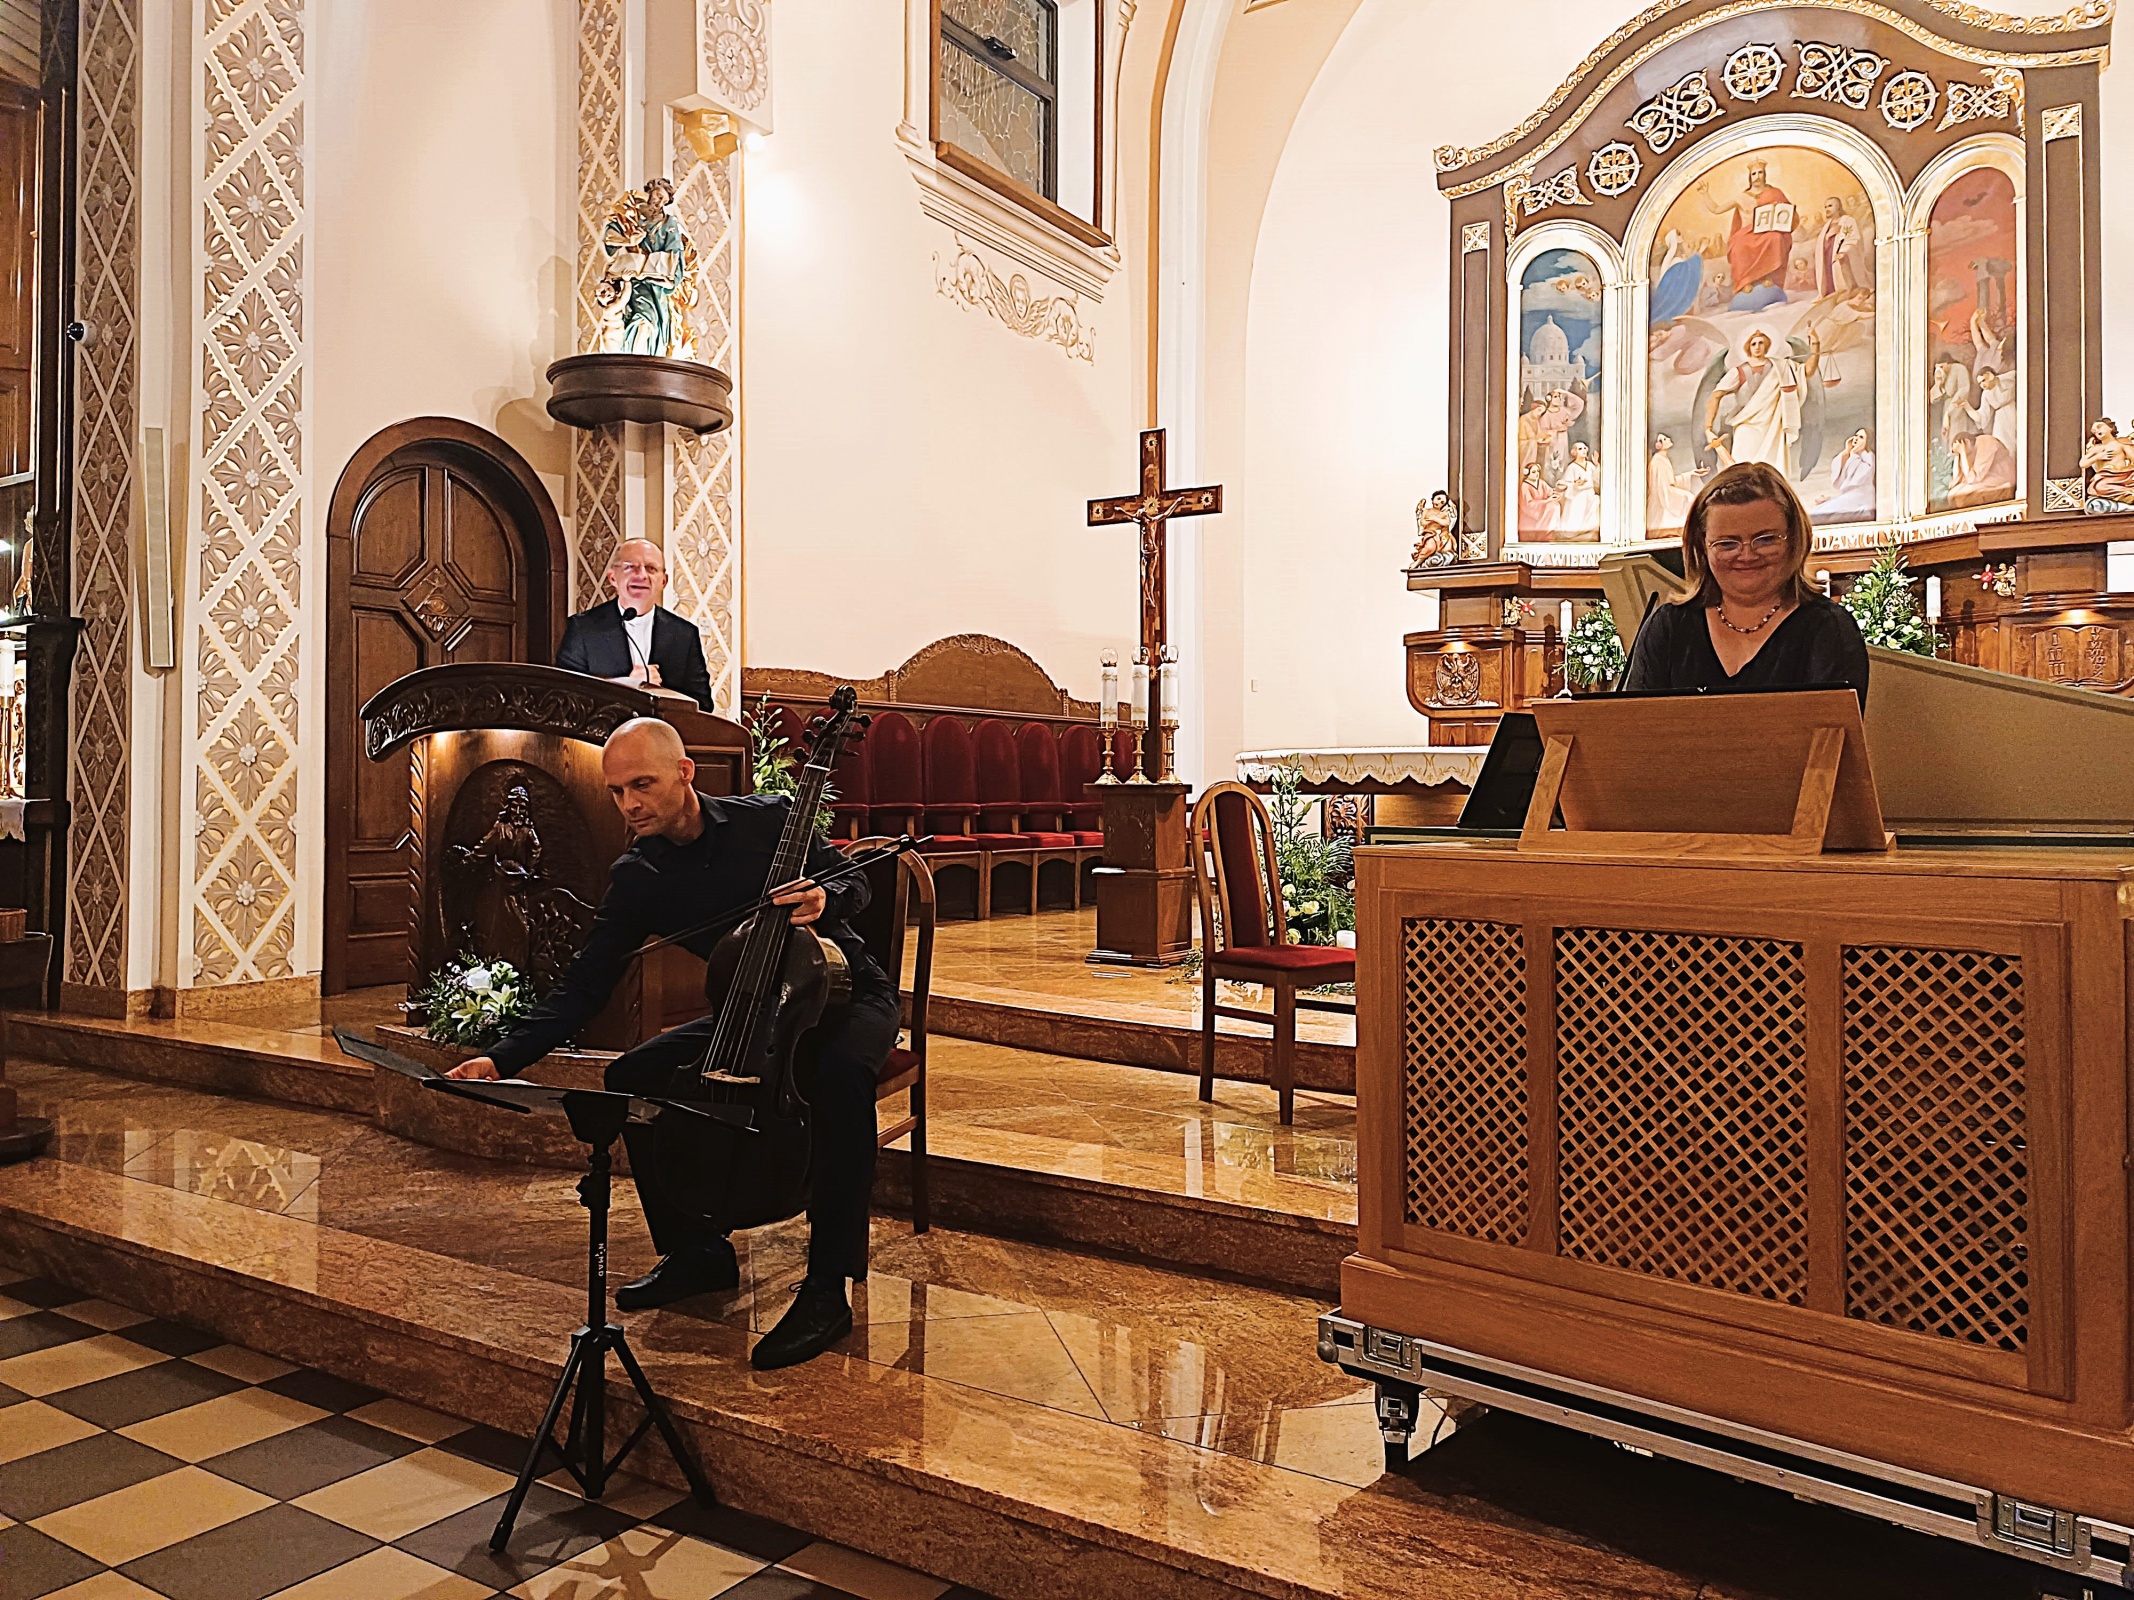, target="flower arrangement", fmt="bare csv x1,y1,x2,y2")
1563,601,1626,691
1840,543,1935,657
747,696,835,838
1977,563,2017,599
1266,762,1354,946
413,955,533,1049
